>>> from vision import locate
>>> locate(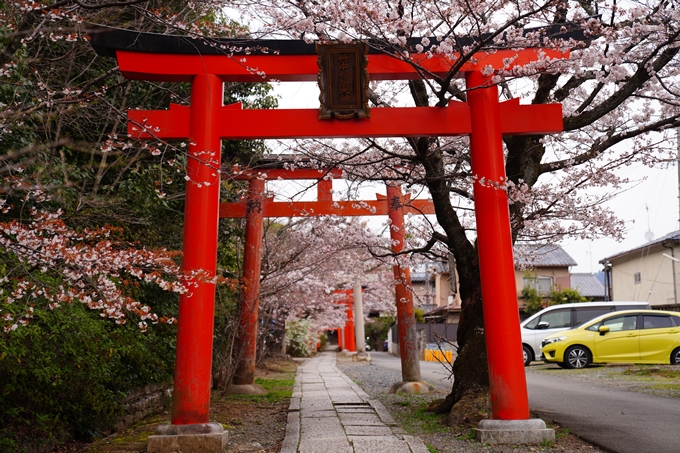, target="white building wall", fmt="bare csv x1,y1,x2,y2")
611,248,679,307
